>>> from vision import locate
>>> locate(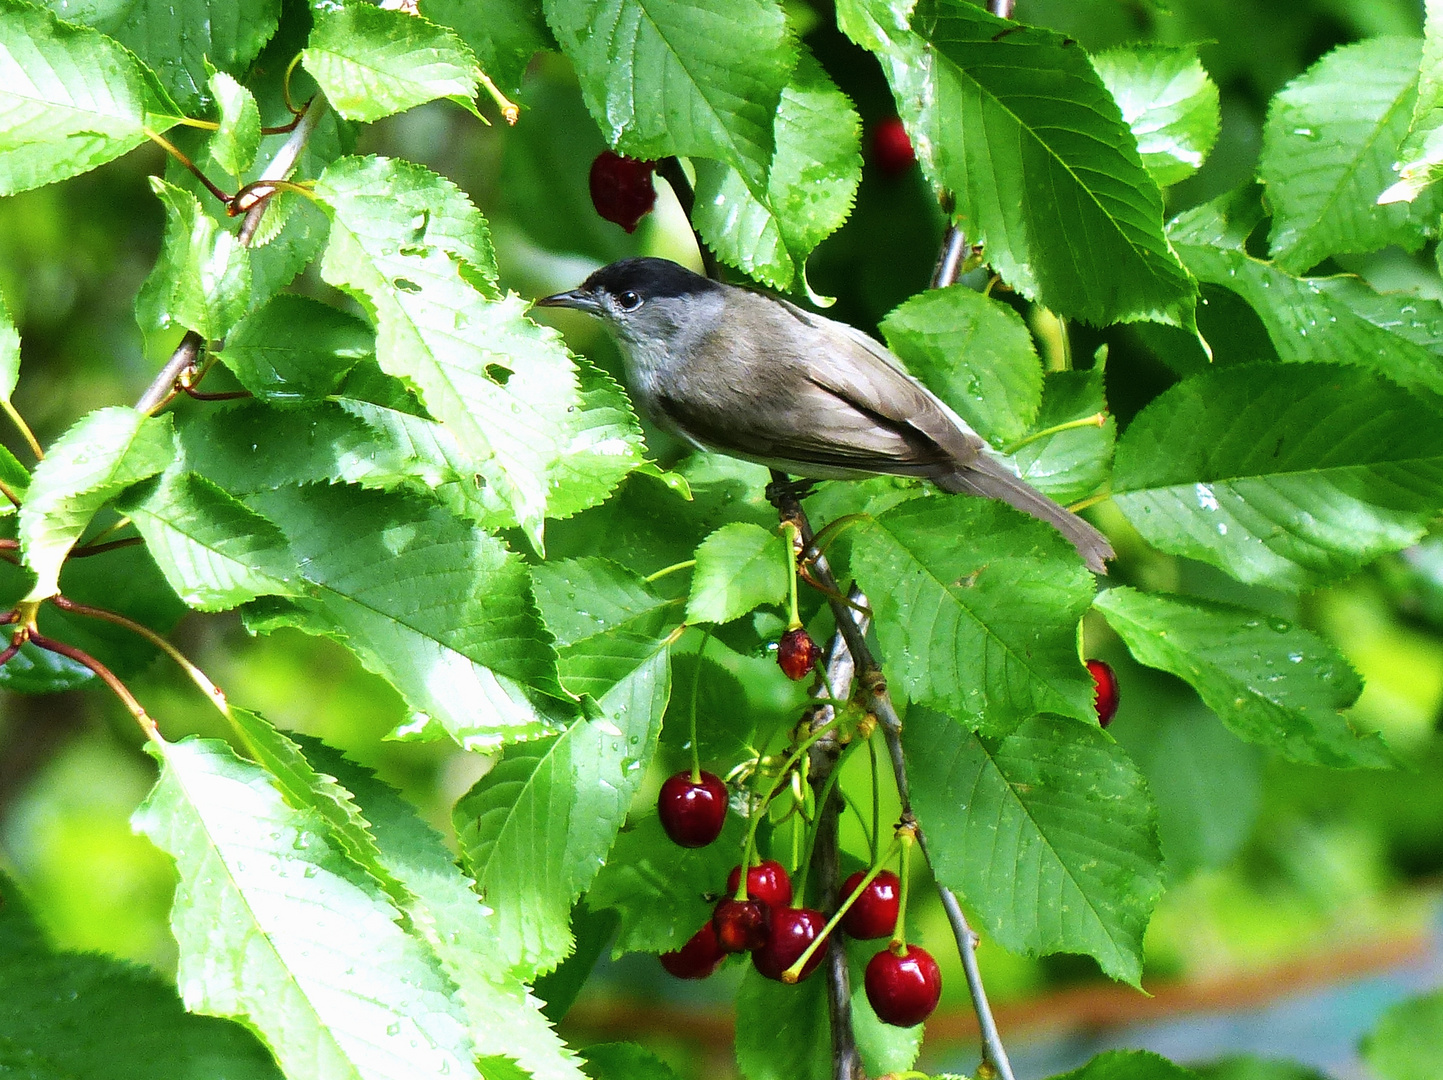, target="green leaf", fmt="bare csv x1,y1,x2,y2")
135,177,252,340
1382,0,1443,204
905,708,1164,986
132,736,484,1080
851,497,1097,735
419,0,551,99
0,286,18,403
305,4,482,123
658,653,757,773
1195,1059,1326,1080
1005,368,1114,506
1171,190,1443,398
454,650,669,976
0,1,154,195
544,0,795,187
545,355,648,523
1055,1050,1197,1080
585,812,744,955
692,48,861,292
18,407,173,600
35,0,280,115
1111,363,1443,590
315,155,580,547
121,467,303,611
1092,45,1220,188
531,557,678,700
734,965,829,1080
248,483,578,747
582,1043,685,1080
0,870,284,1080
686,522,789,625
1362,989,1443,1080
219,294,374,406
1261,37,1443,273
879,283,1043,446
1095,587,1392,769
840,0,1194,326
208,69,261,177
299,739,590,1080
